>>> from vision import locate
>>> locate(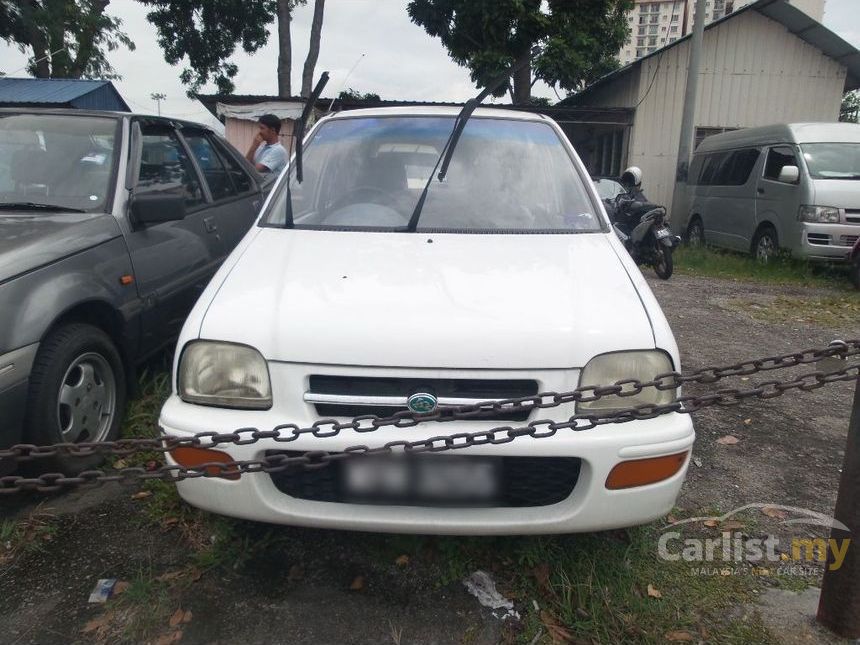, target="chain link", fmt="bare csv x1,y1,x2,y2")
2,347,857,495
